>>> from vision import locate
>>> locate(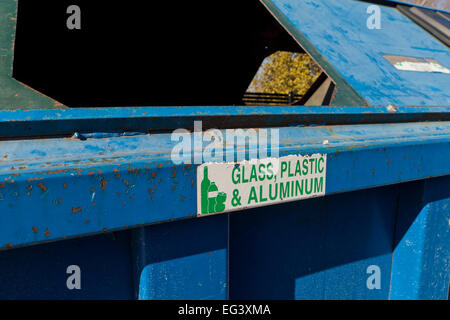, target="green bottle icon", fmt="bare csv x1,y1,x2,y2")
208,182,219,214
201,166,210,214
